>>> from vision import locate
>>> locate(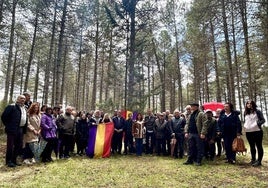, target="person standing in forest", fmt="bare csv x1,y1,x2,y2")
124,112,134,155
244,100,265,167
40,107,57,162
214,108,224,157
132,113,145,156
184,103,208,166
1,95,27,167
154,113,167,156
112,110,125,154
218,102,242,164
76,112,89,156
170,109,186,158
204,109,218,161
23,92,32,110
23,102,41,164
144,108,156,155
56,106,75,159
